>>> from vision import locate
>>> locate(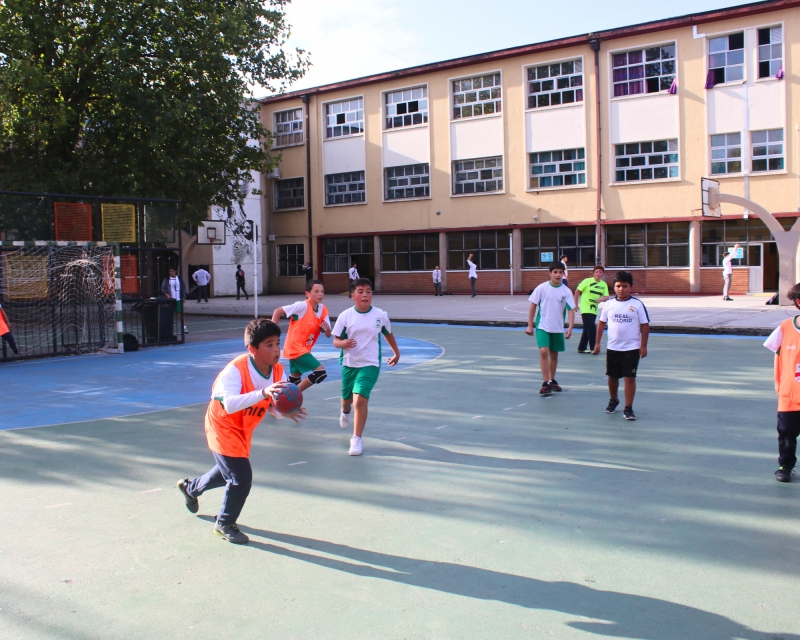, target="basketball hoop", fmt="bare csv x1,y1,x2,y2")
197,220,226,245
701,177,721,217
